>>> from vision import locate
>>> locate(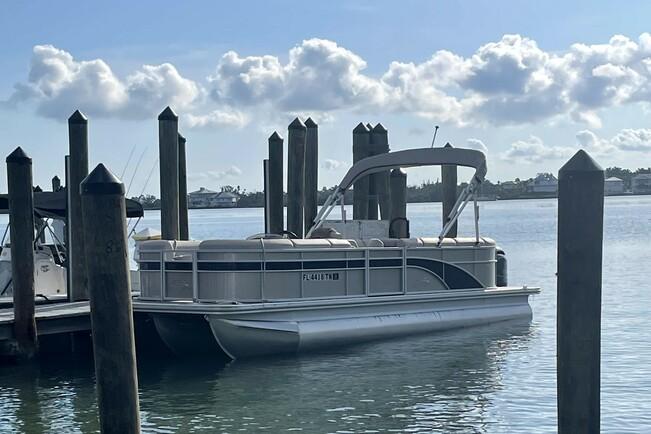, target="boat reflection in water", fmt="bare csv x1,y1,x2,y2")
137,318,535,432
